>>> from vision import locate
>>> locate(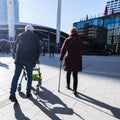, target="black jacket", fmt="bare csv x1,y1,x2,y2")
13,31,41,65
